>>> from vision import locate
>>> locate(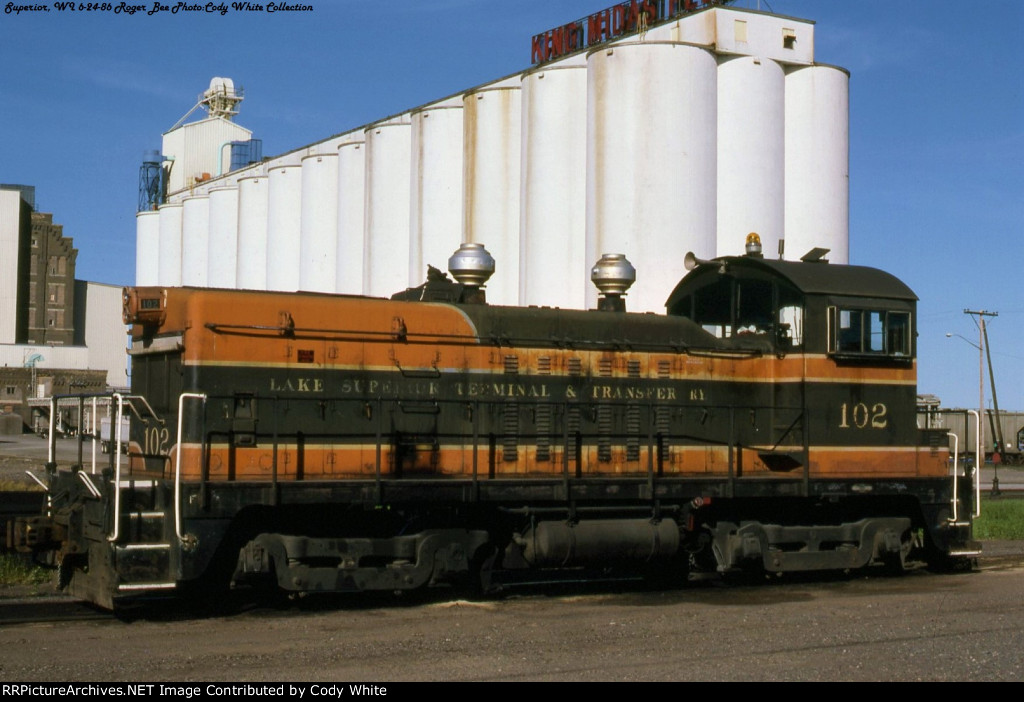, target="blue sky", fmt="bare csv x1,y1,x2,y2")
1,0,1021,412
